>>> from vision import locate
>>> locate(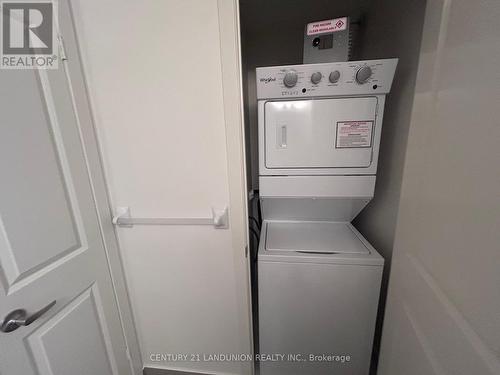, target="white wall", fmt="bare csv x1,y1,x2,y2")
379,0,500,373
71,1,252,374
